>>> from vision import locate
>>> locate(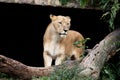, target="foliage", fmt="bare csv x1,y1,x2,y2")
33,64,79,80
0,72,19,80
73,38,91,49
60,0,120,31
77,0,89,8
32,64,94,80
59,0,69,5
100,61,120,80
101,0,120,31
